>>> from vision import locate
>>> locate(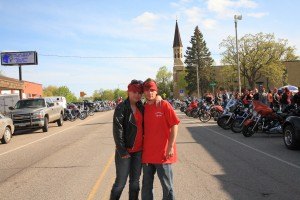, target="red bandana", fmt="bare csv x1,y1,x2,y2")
143,81,158,91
